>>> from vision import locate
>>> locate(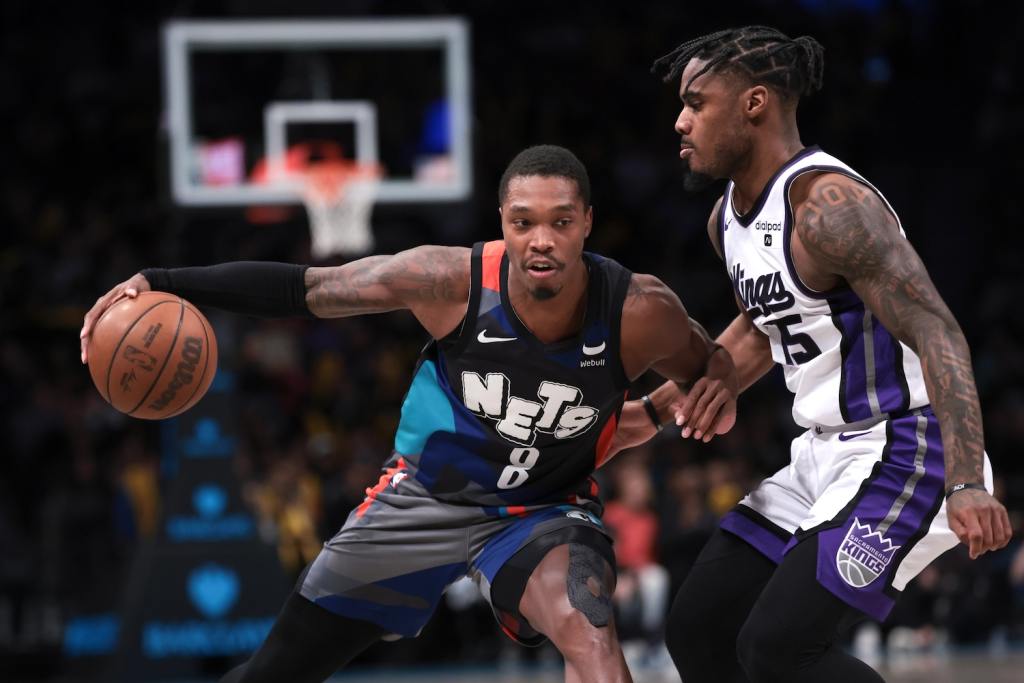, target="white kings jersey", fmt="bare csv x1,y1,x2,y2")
718,146,929,429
